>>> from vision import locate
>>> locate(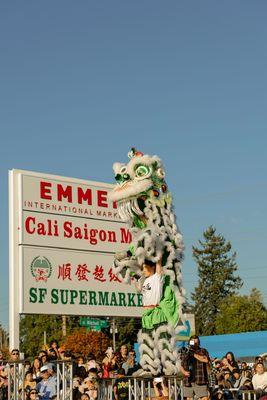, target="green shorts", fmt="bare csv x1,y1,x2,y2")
142,276,179,330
